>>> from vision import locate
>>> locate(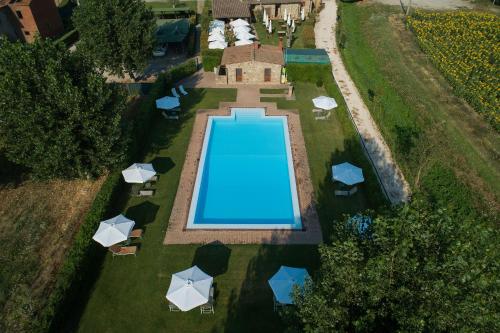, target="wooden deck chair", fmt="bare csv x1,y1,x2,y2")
109,245,137,257
171,87,180,98
179,85,188,96
315,111,331,120
139,189,154,197
129,229,143,239
200,286,215,314
162,111,179,120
